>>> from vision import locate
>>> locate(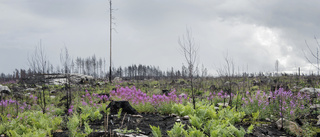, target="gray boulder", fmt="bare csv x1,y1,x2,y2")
299,87,320,98
0,84,11,94
276,118,302,136
24,88,36,92
113,77,122,83
22,73,94,85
